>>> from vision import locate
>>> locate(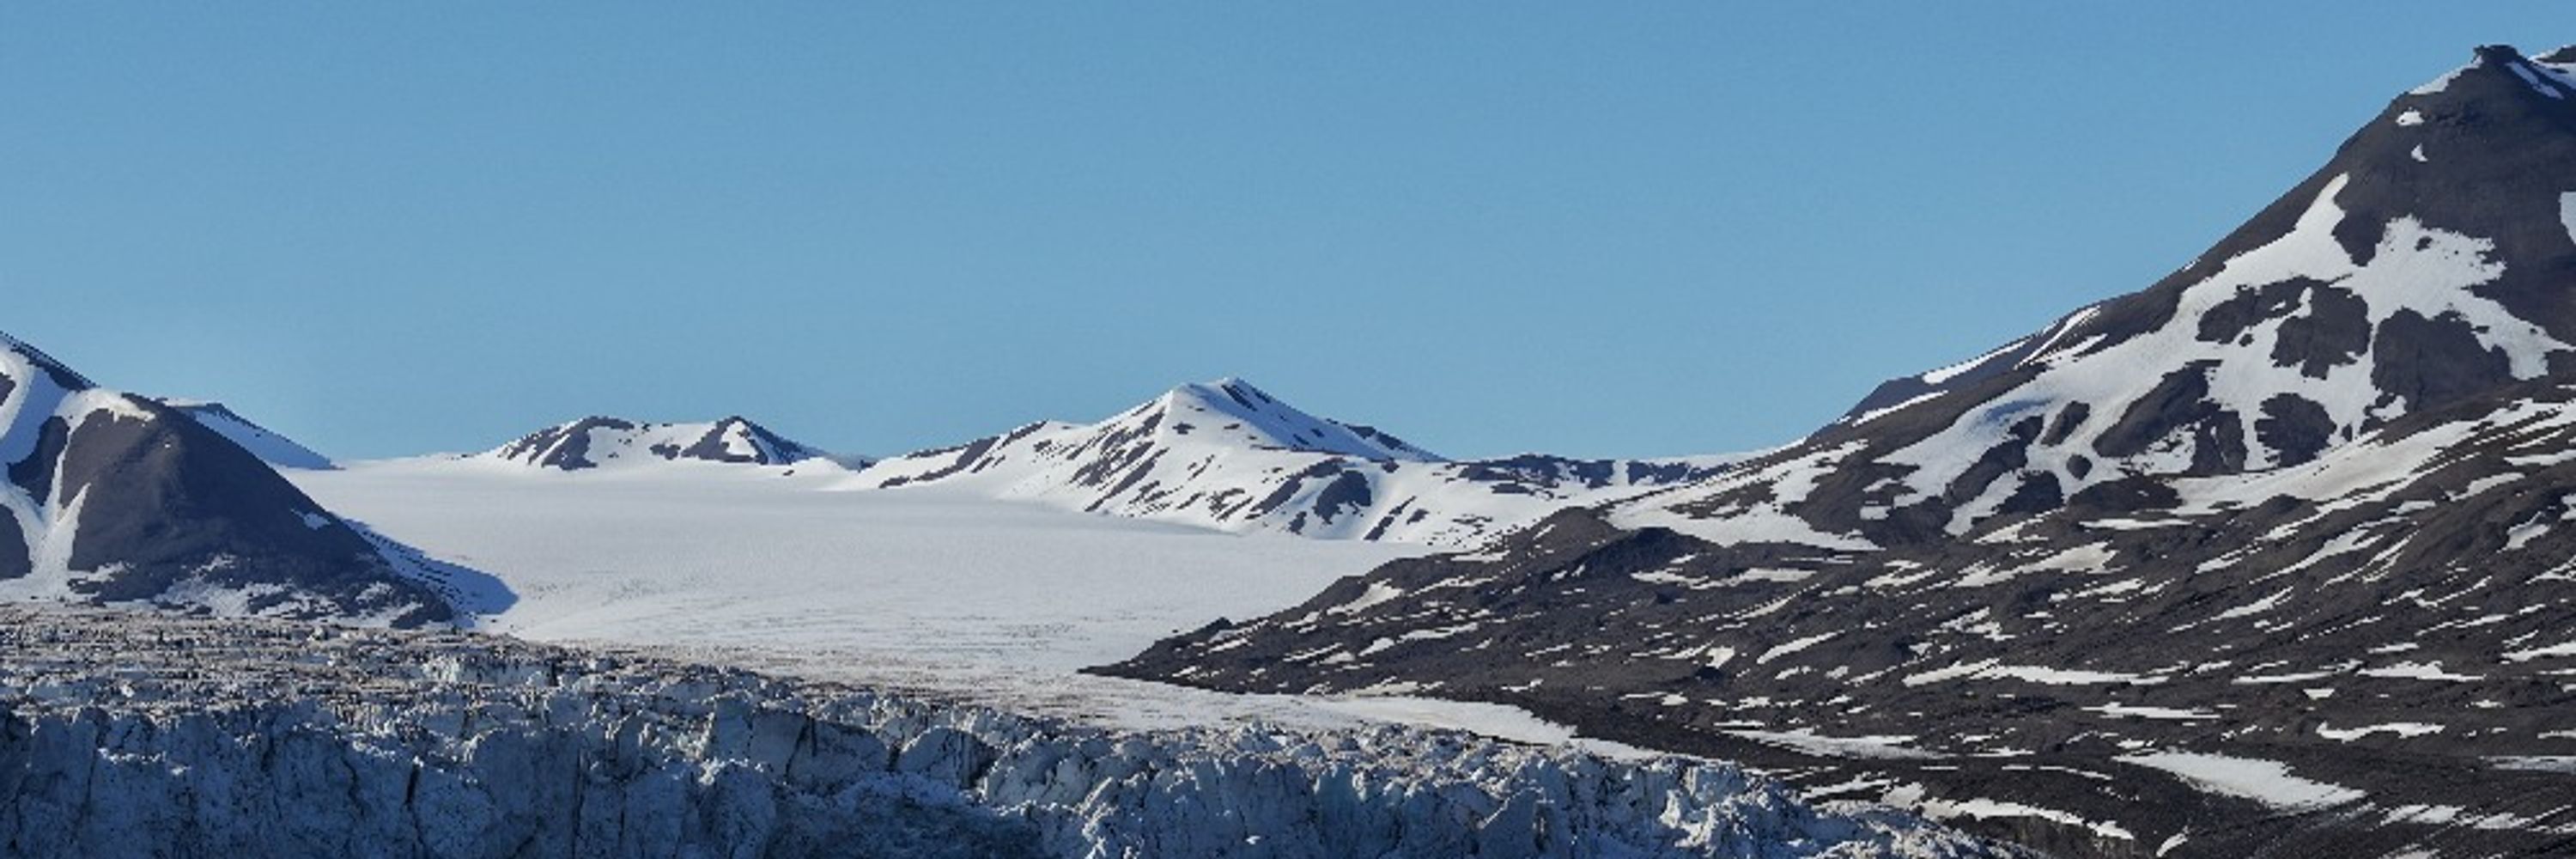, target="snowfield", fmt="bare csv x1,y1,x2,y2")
294,457,1412,673
287,458,1657,745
